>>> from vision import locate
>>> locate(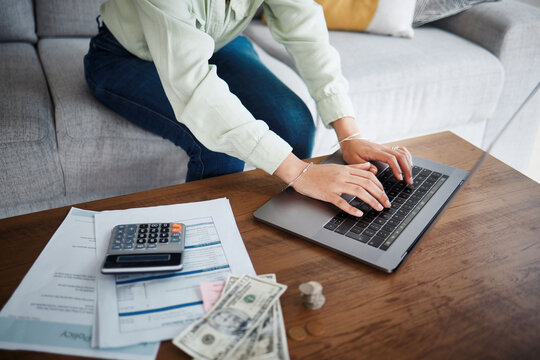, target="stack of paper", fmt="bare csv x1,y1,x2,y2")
0,198,256,359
